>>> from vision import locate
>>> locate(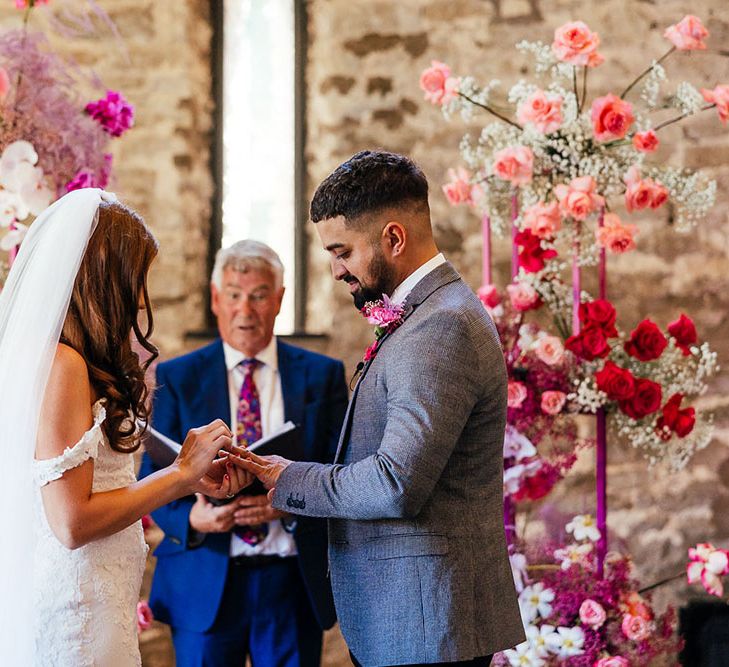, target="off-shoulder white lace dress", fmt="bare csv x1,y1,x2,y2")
32,400,148,666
